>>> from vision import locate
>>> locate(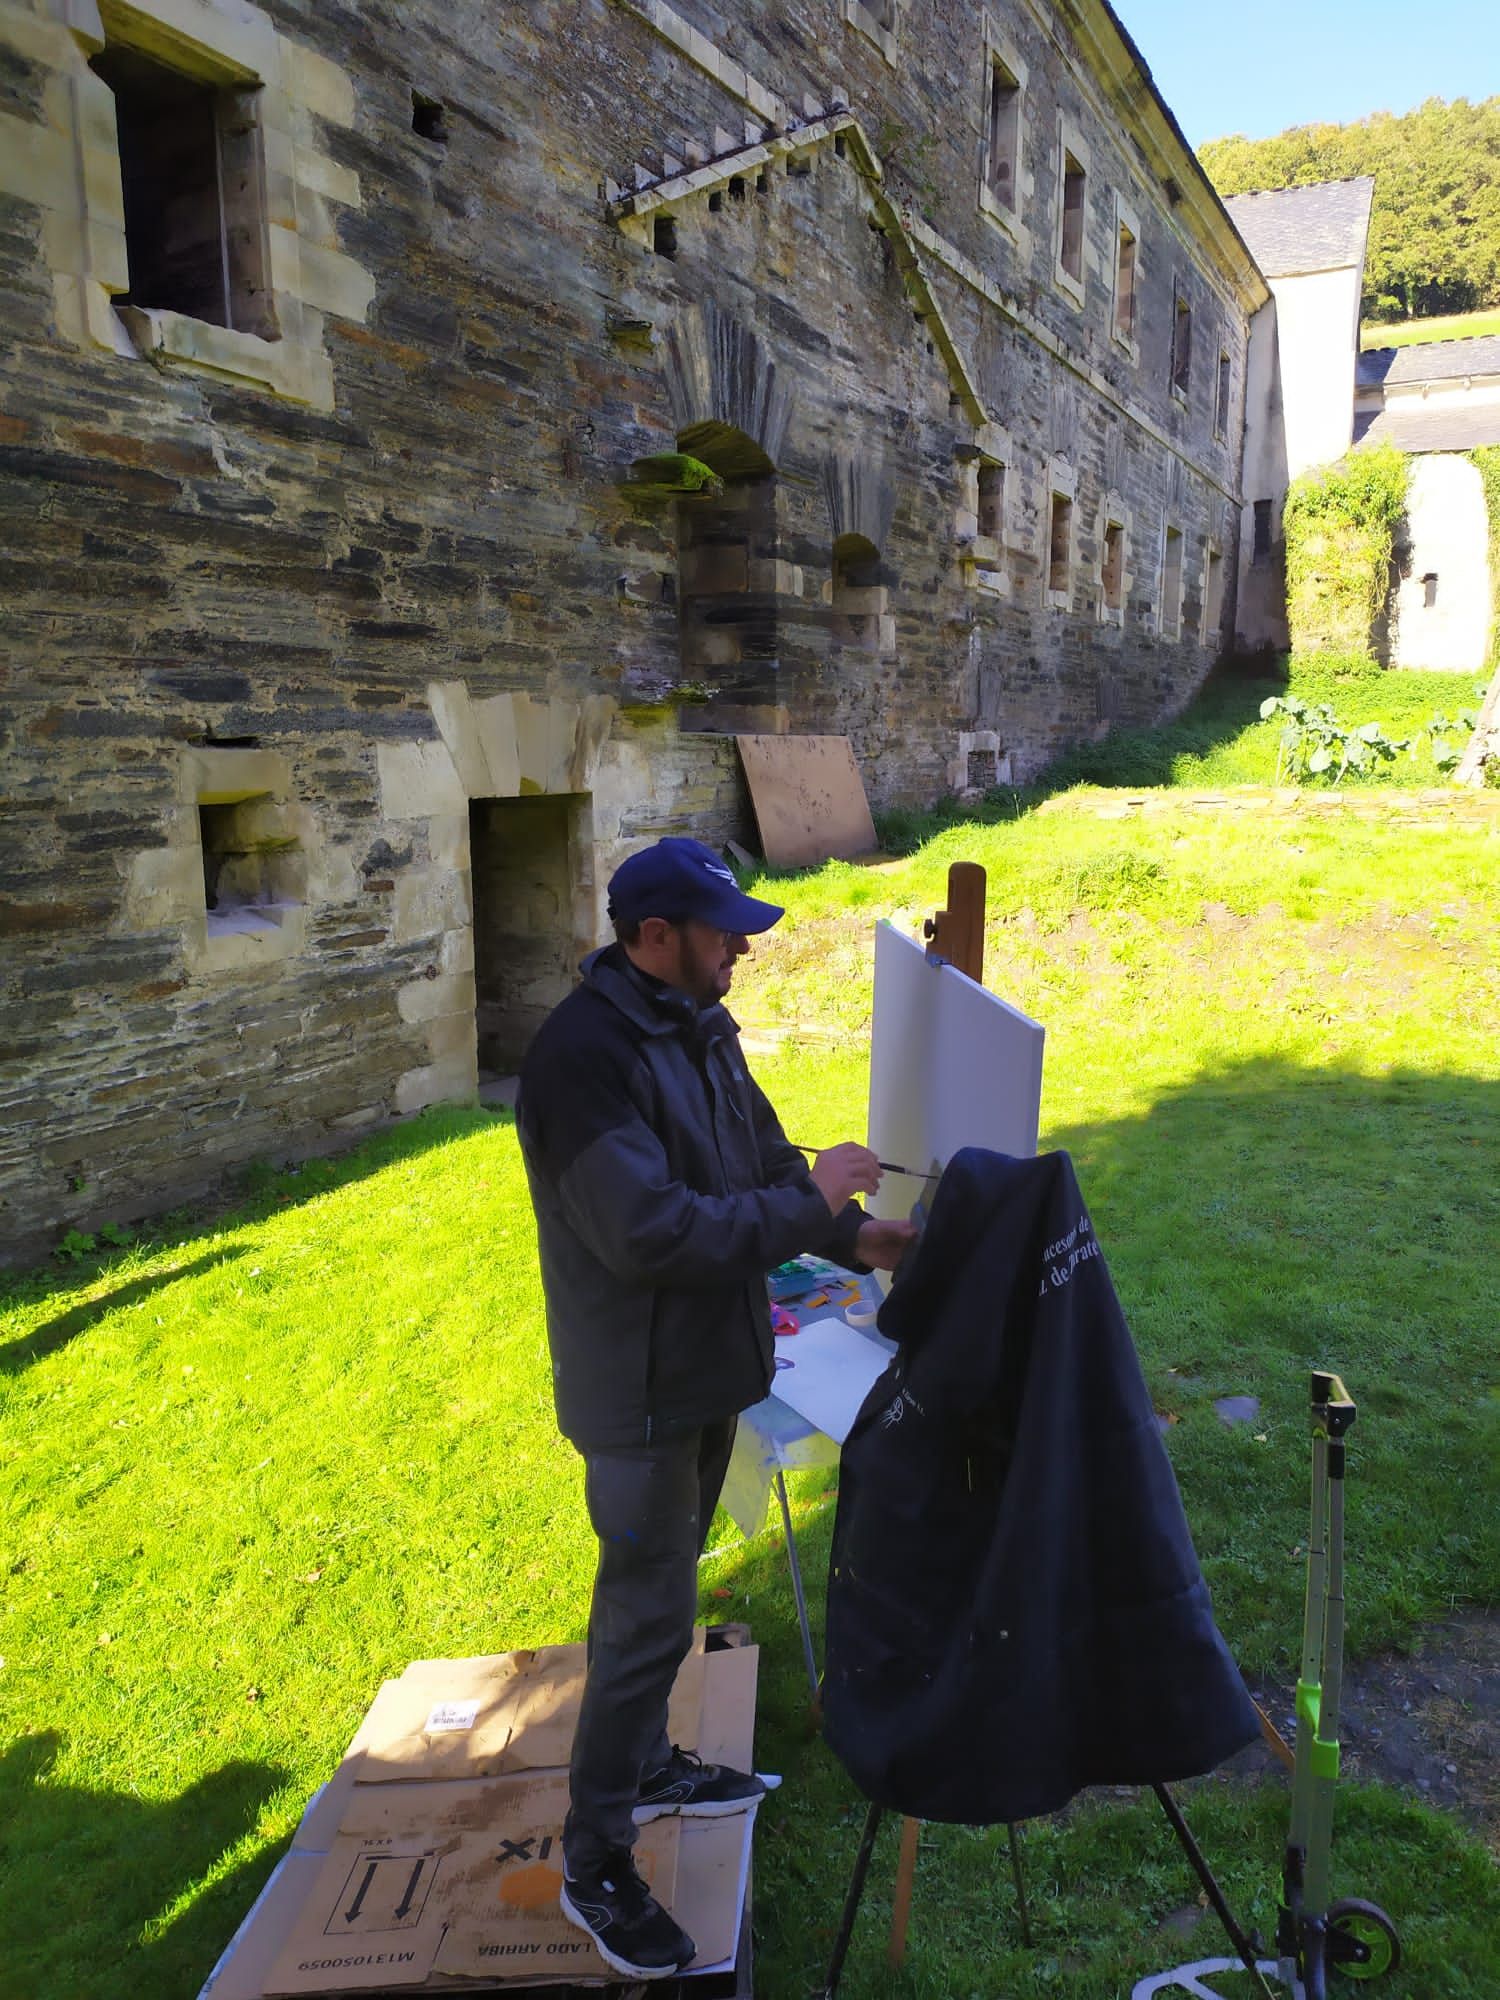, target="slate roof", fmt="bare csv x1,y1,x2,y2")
1353,403,1500,452
1357,335,1500,388
1223,178,1375,279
